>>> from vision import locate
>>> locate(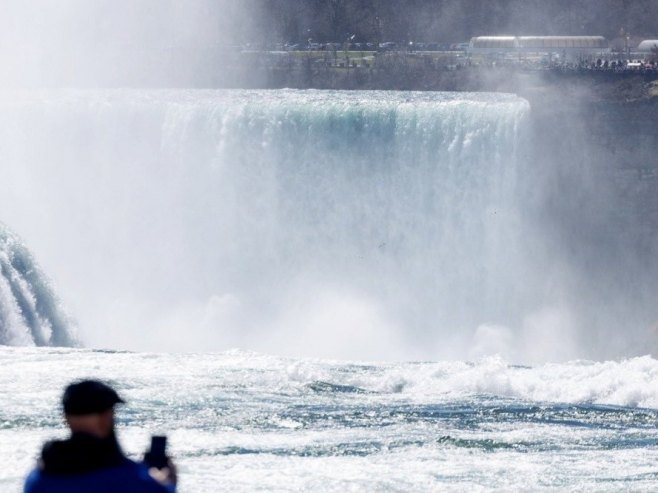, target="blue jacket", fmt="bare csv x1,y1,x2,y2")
24,433,175,493
24,459,175,493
